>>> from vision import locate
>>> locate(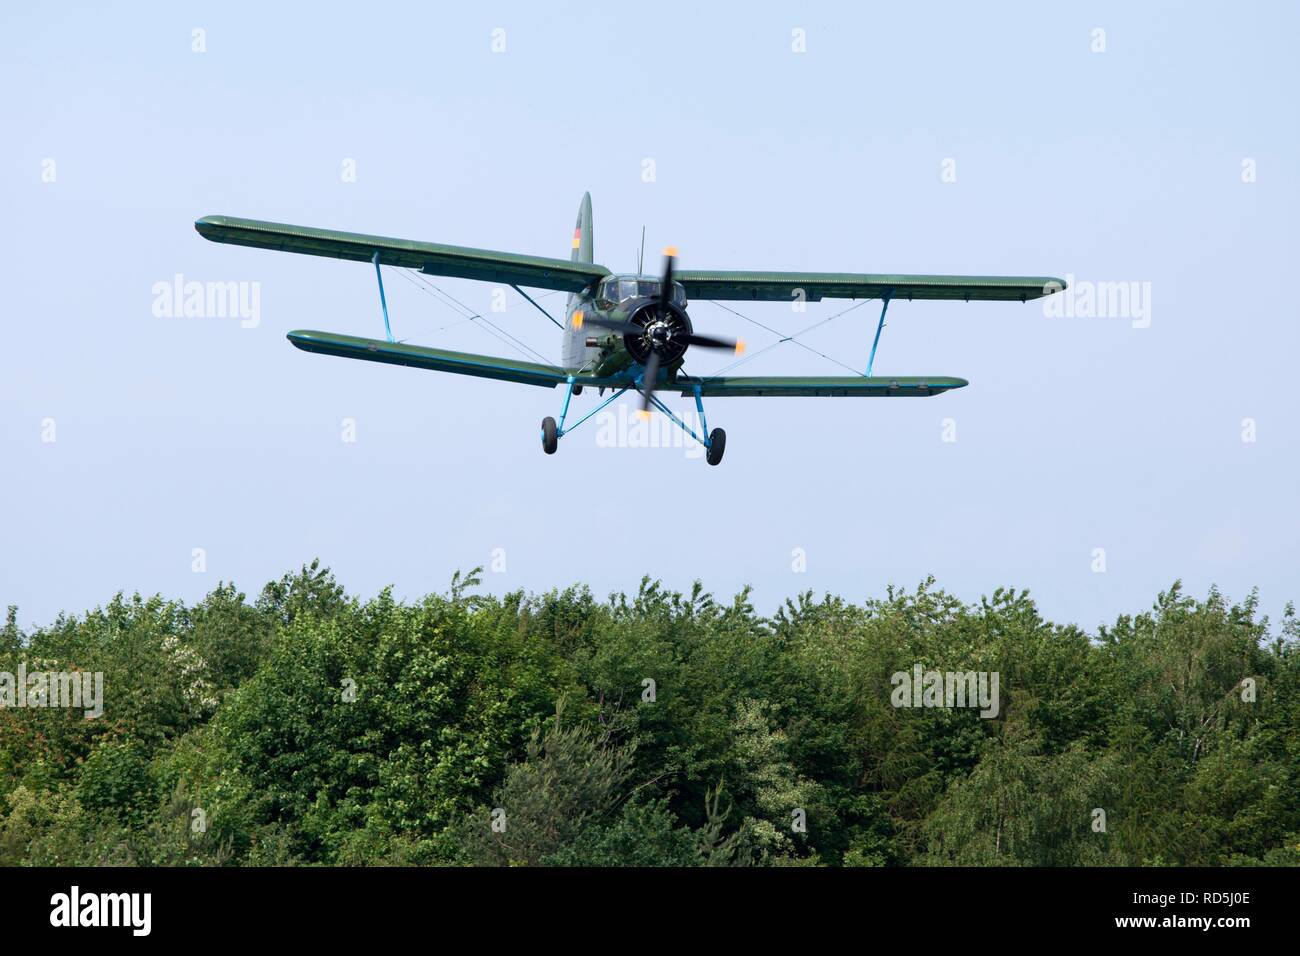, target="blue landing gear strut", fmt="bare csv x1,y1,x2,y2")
539,377,727,465
641,383,725,465
540,377,629,456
